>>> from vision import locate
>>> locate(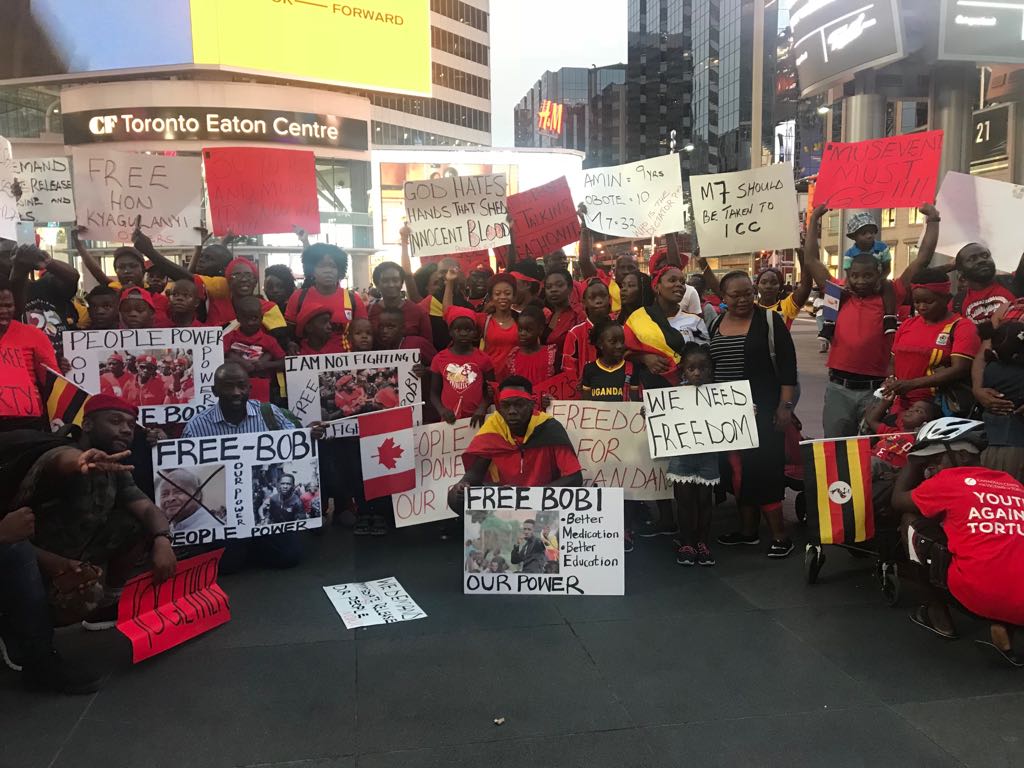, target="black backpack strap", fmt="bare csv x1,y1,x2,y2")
259,401,280,430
